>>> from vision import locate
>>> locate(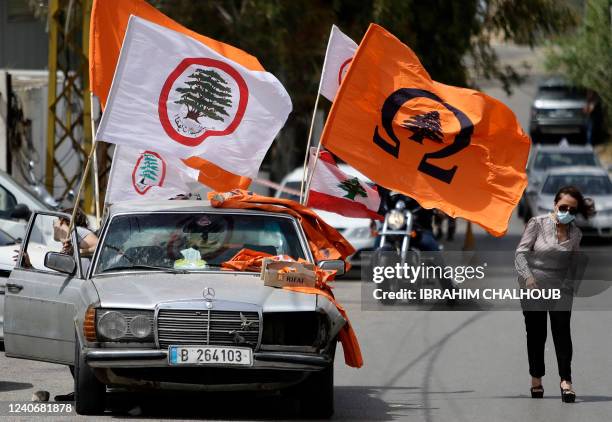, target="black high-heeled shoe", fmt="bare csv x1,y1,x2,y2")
560,384,576,403
530,385,544,398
